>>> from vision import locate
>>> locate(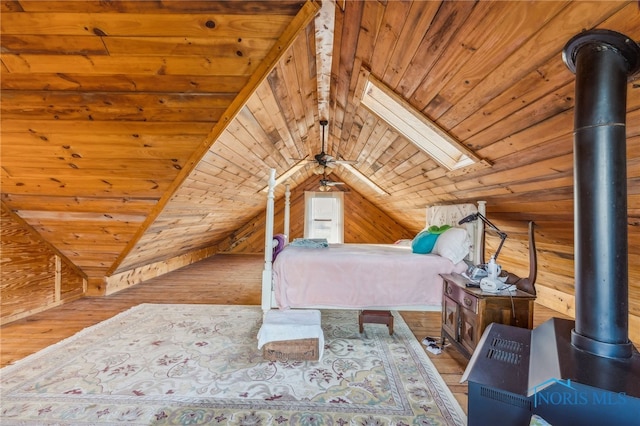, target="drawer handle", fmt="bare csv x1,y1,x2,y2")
446,286,453,295
463,297,473,307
